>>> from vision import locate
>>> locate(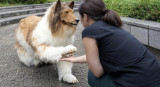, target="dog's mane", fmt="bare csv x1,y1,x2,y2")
48,3,66,35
